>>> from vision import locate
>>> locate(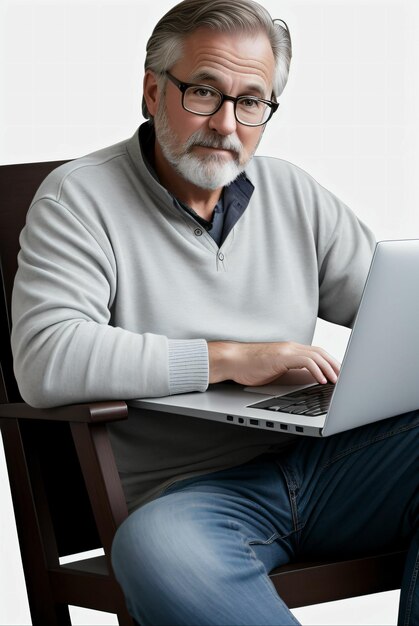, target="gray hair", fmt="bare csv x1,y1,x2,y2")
142,0,292,120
